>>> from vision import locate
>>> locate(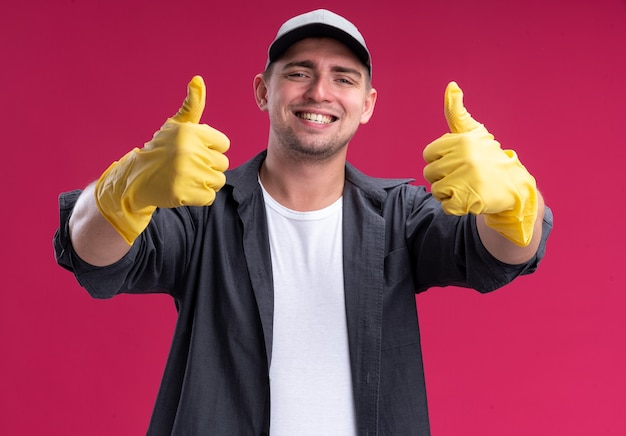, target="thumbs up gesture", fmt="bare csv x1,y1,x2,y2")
94,76,230,245
423,82,538,247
